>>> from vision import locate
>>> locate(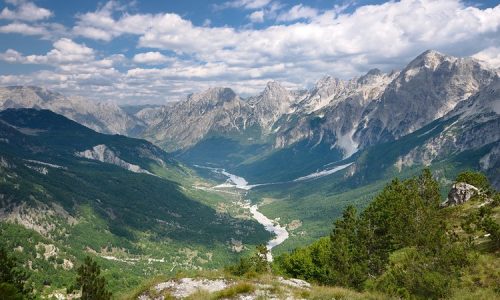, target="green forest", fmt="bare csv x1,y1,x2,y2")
1,169,498,299
231,170,500,299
